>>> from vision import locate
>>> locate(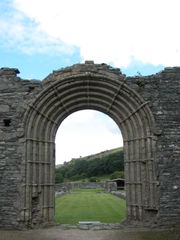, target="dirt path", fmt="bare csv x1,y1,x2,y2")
0,227,180,240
